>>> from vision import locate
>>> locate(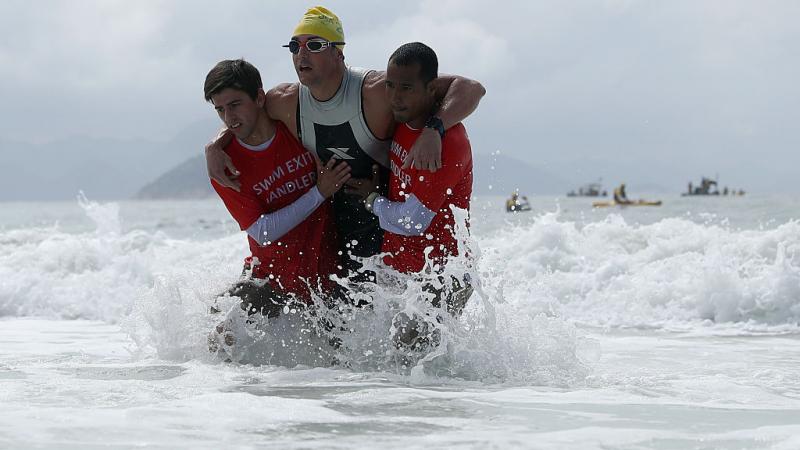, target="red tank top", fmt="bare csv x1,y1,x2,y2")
381,123,473,273
212,122,338,298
